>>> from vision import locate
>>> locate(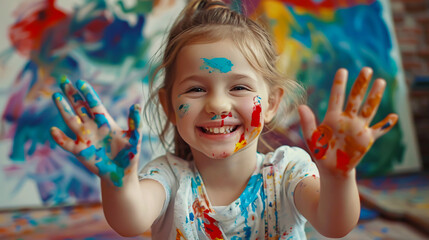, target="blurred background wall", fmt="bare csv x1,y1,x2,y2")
390,0,429,170
0,0,425,210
